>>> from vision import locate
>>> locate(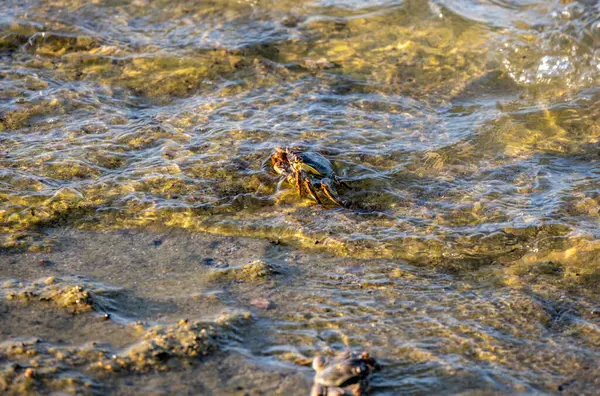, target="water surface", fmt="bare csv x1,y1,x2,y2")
1,0,599,394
